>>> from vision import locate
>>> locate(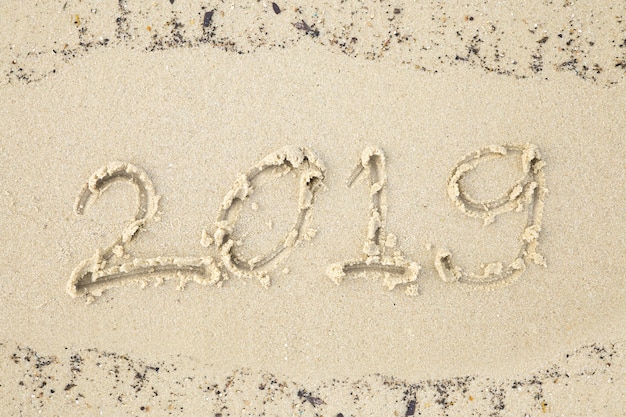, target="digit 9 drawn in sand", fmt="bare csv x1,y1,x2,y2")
434,144,547,286
67,143,547,301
